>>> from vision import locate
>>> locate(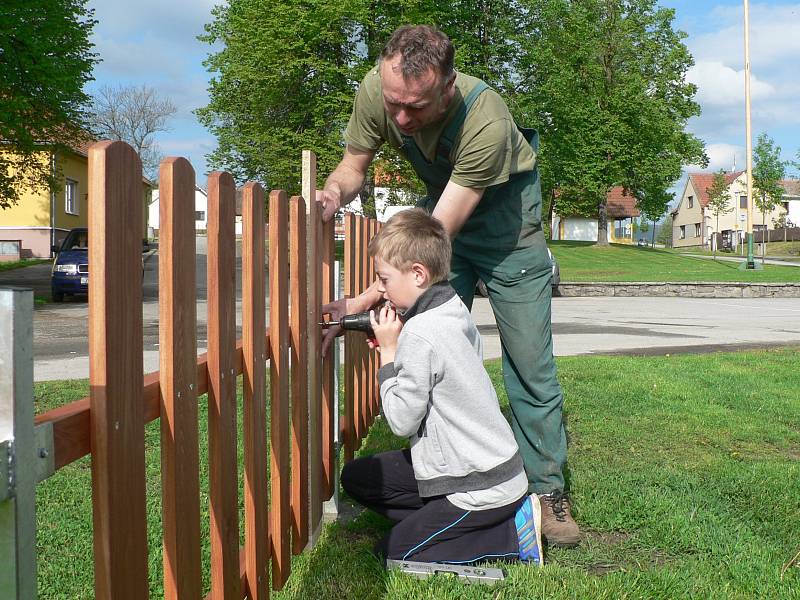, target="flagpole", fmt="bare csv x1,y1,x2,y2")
743,0,756,269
